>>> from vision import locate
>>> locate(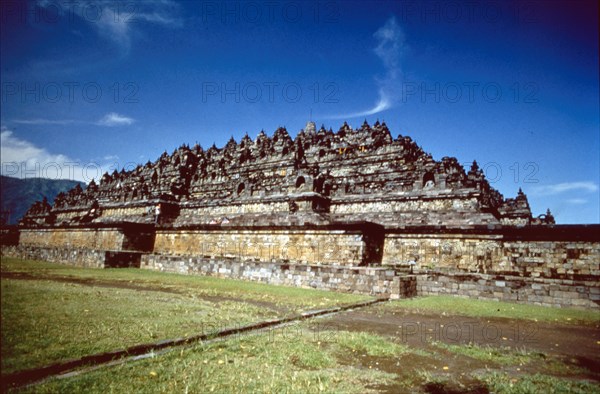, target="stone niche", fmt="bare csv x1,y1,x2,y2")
287,192,330,213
